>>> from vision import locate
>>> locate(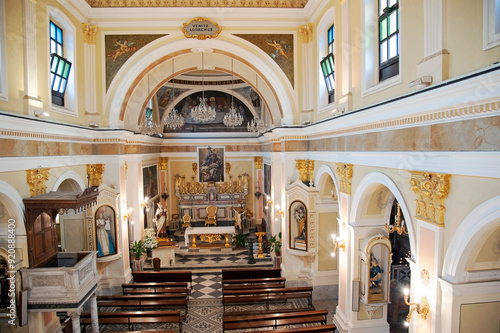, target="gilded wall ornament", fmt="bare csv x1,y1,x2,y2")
254,156,263,169
82,23,98,44
299,23,313,43
27,168,50,197
296,160,314,182
409,171,451,227
336,163,353,194
159,157,168,170
87,164,105,187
